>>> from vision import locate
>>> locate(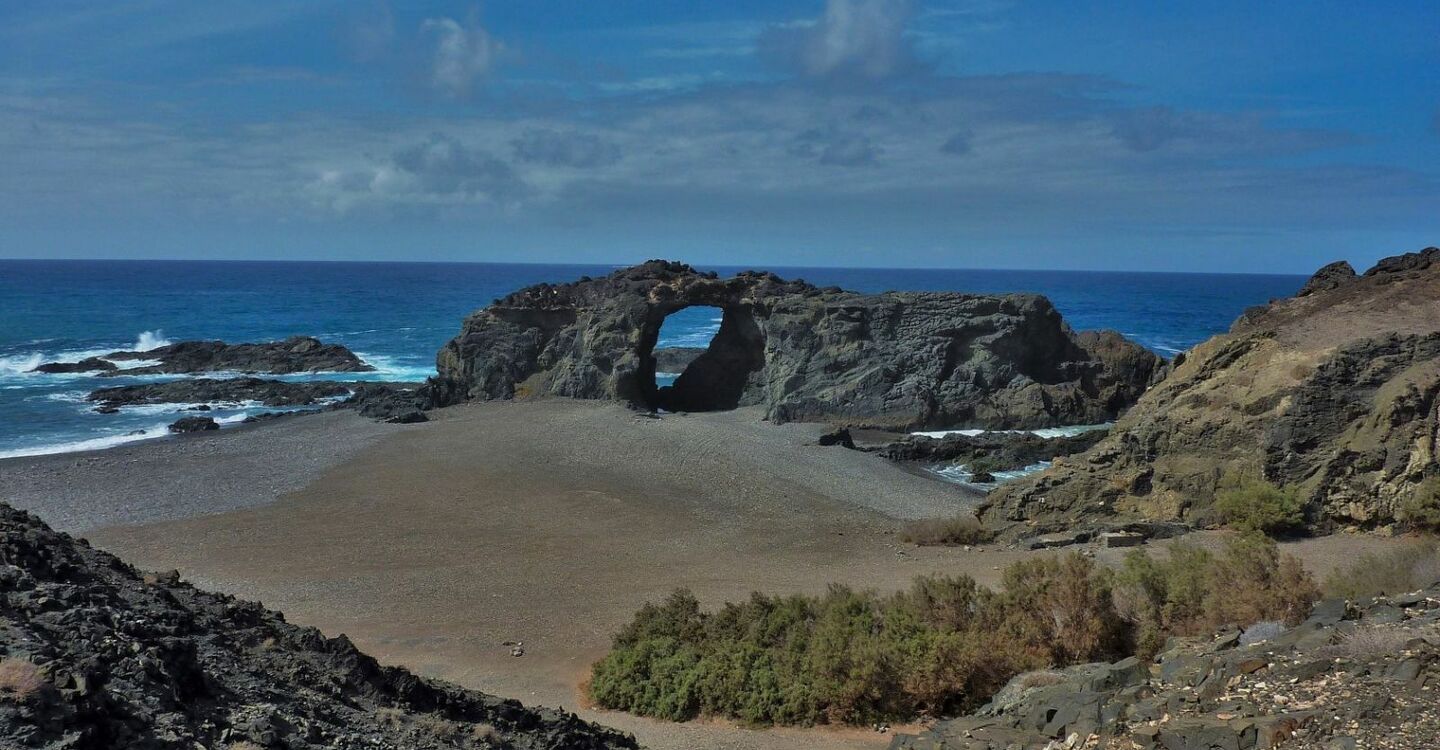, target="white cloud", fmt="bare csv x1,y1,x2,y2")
421,16,499,97
762,0,917,80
